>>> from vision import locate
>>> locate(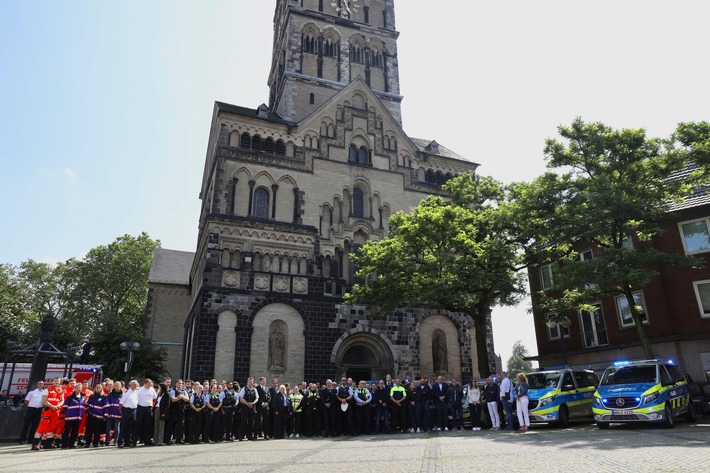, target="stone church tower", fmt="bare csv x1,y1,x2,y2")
145,0,495,384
